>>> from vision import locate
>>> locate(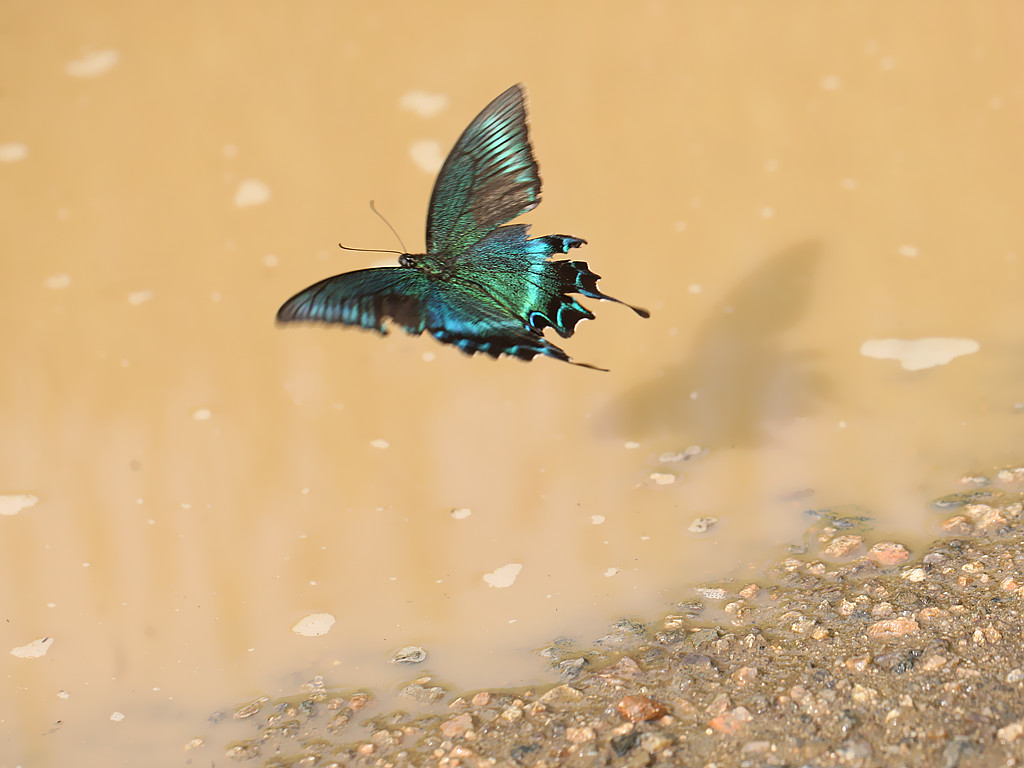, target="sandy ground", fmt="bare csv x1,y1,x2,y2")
195,466,1024,767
